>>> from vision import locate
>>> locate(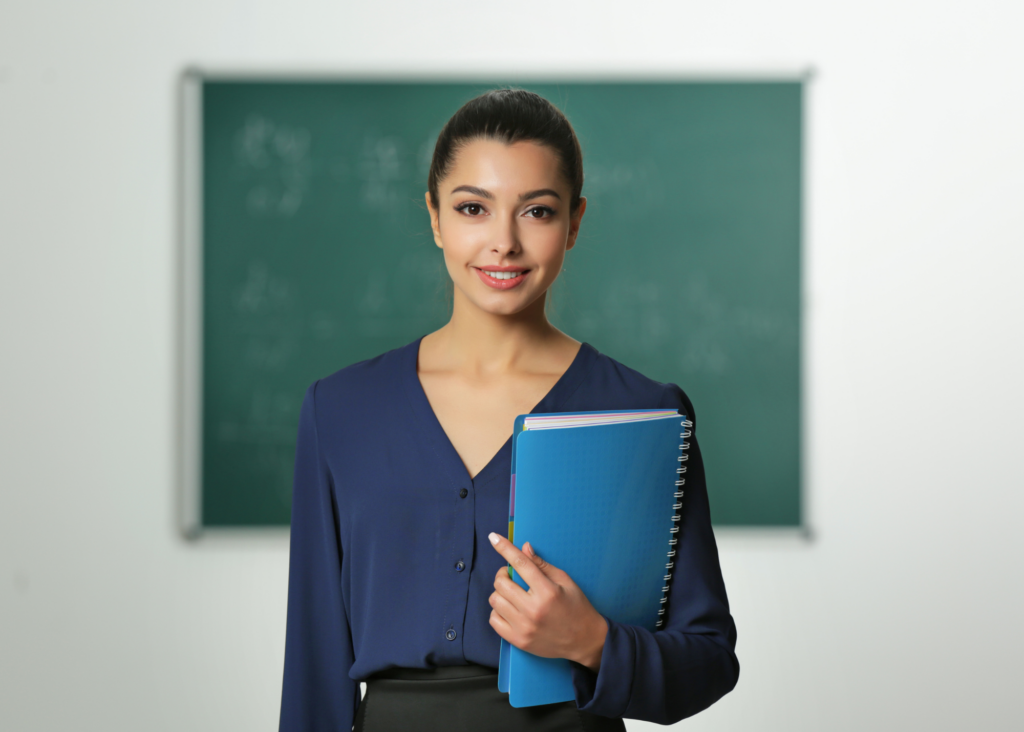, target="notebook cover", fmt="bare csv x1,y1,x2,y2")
497,412,685,707
498,409,665,694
